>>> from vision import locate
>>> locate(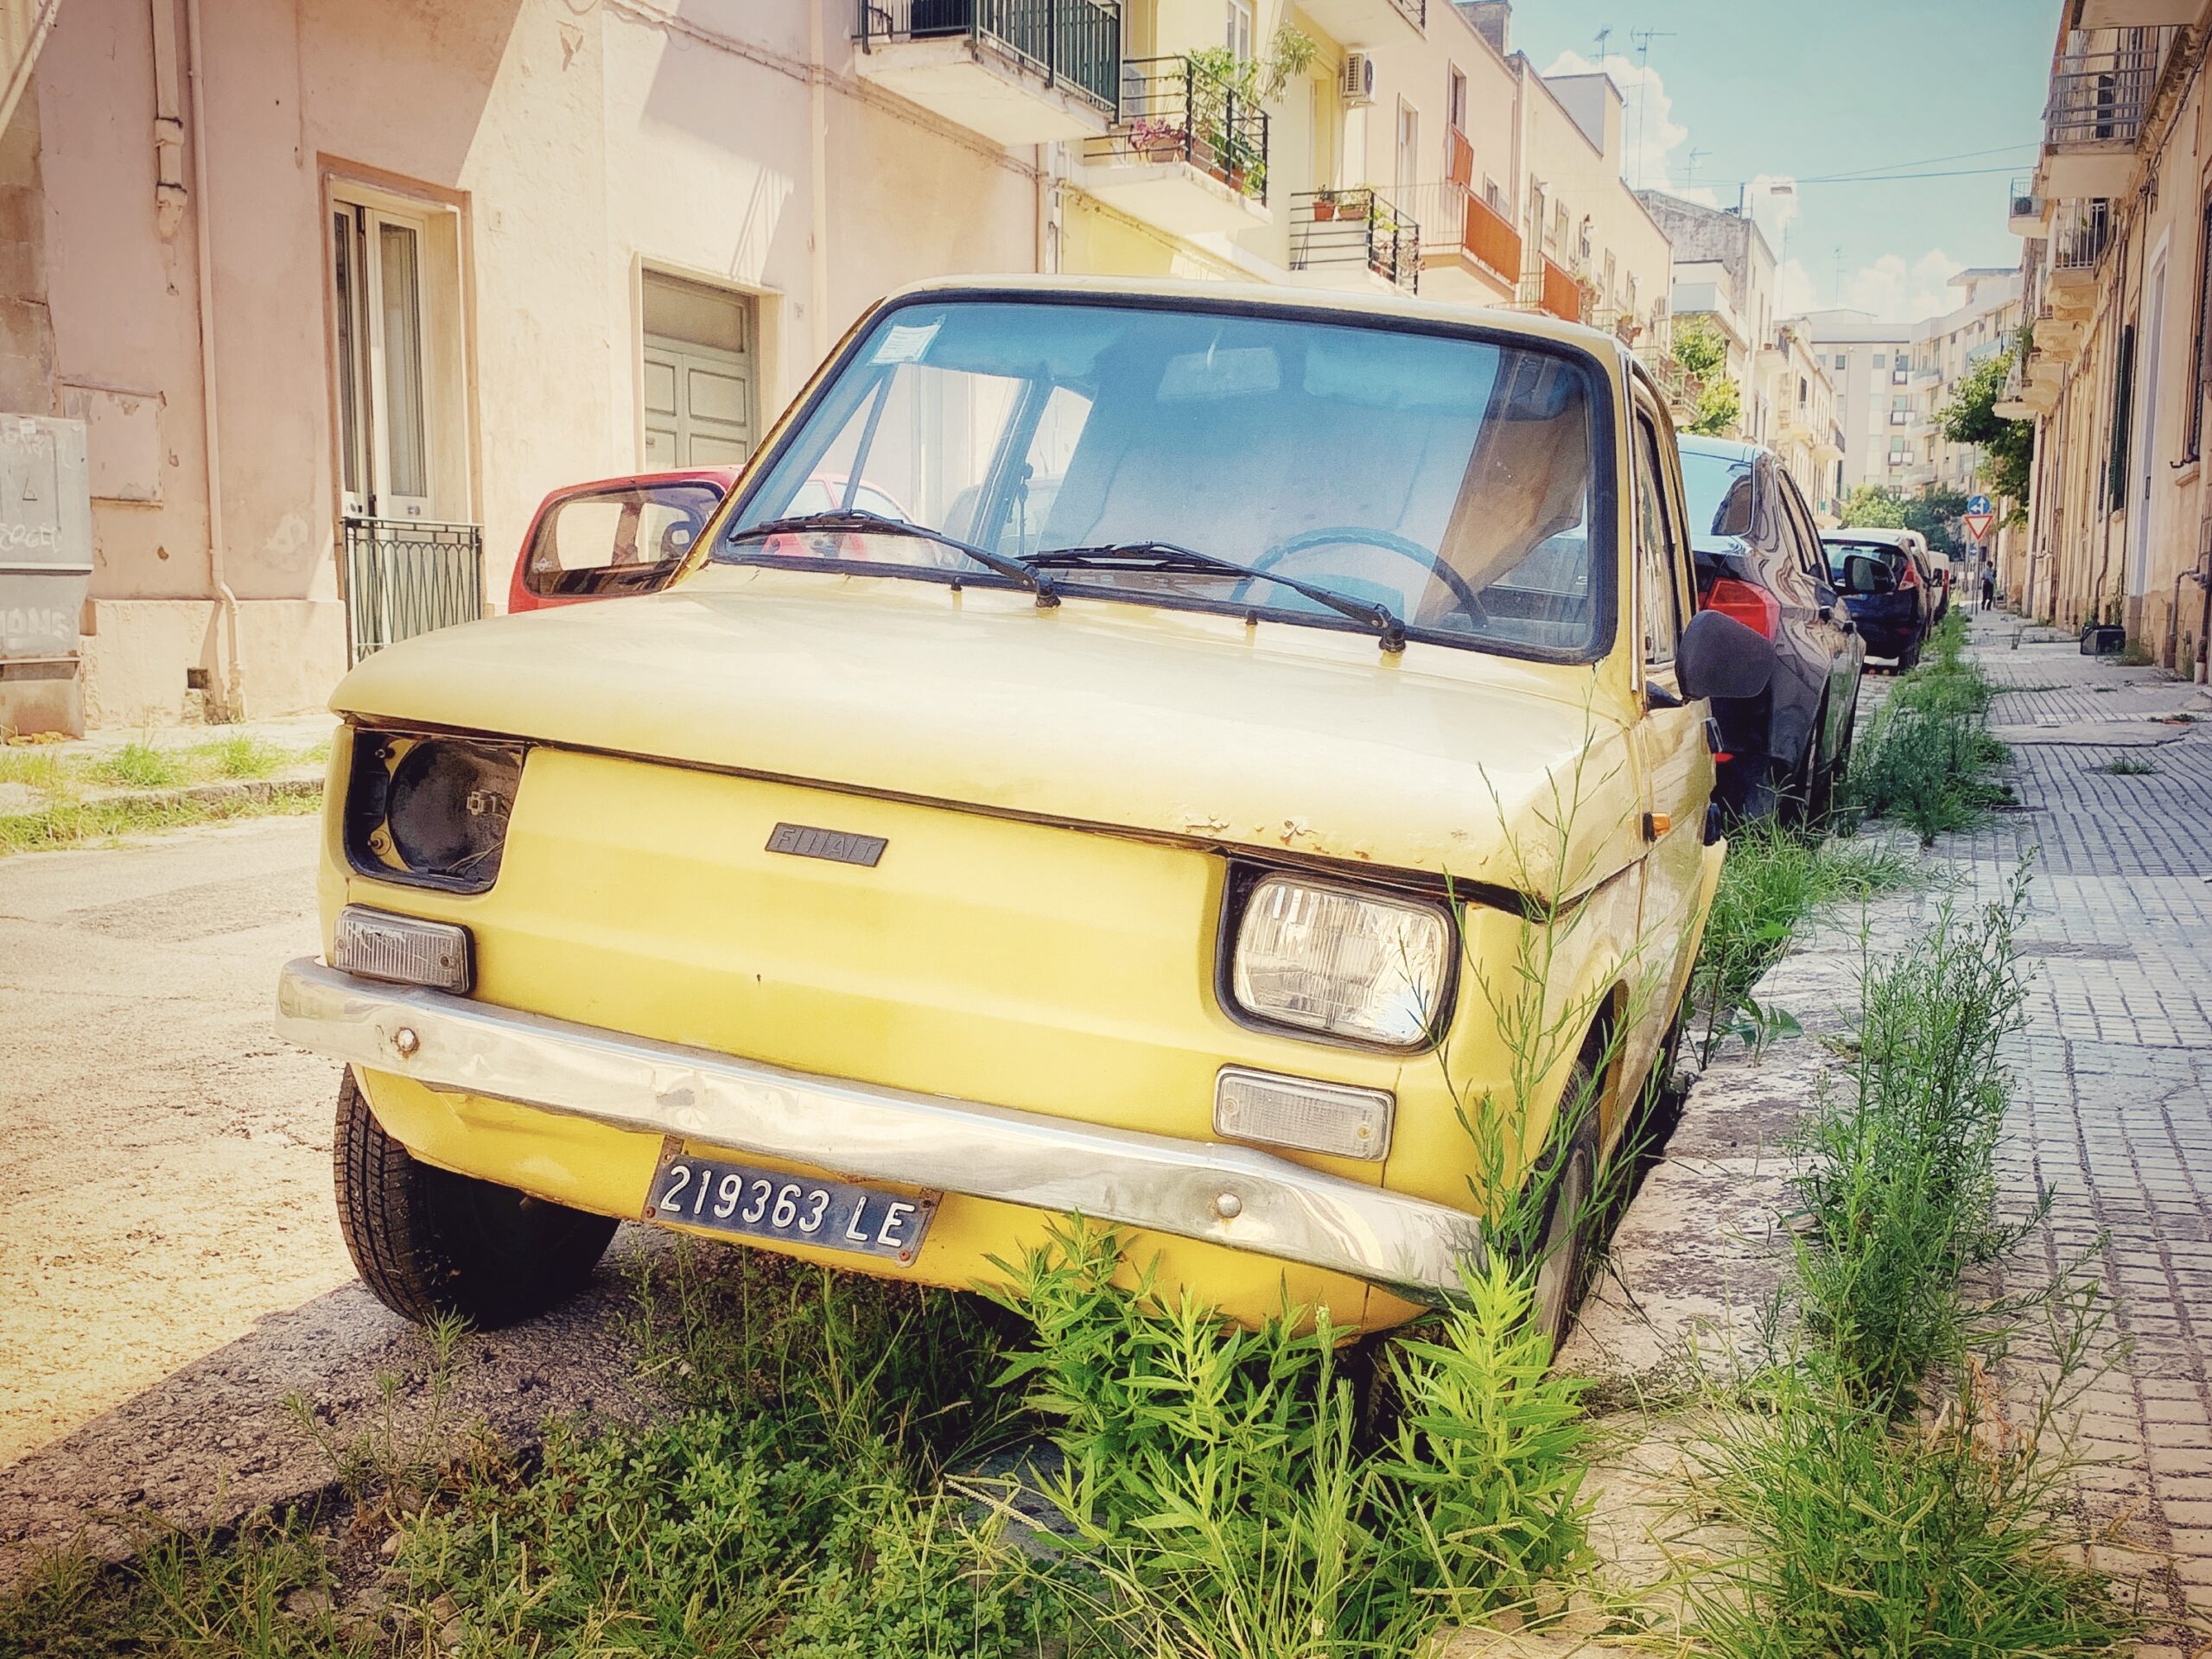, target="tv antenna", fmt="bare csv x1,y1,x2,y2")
1683,146,1709,192
1593,25,1613,60
1630,29,1675,190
